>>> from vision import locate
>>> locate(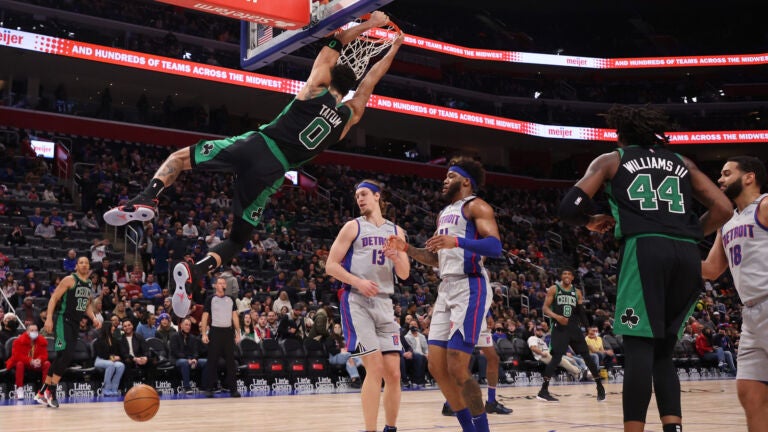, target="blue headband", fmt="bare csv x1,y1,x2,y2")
356,181,380,193
448,166,477,190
